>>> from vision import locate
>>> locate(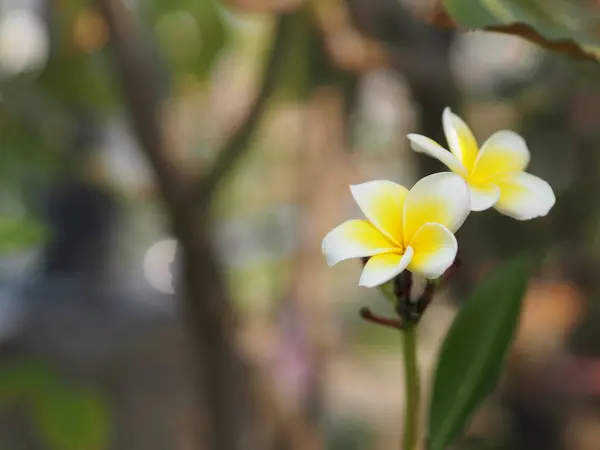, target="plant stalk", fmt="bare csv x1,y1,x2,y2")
402,325,420,450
